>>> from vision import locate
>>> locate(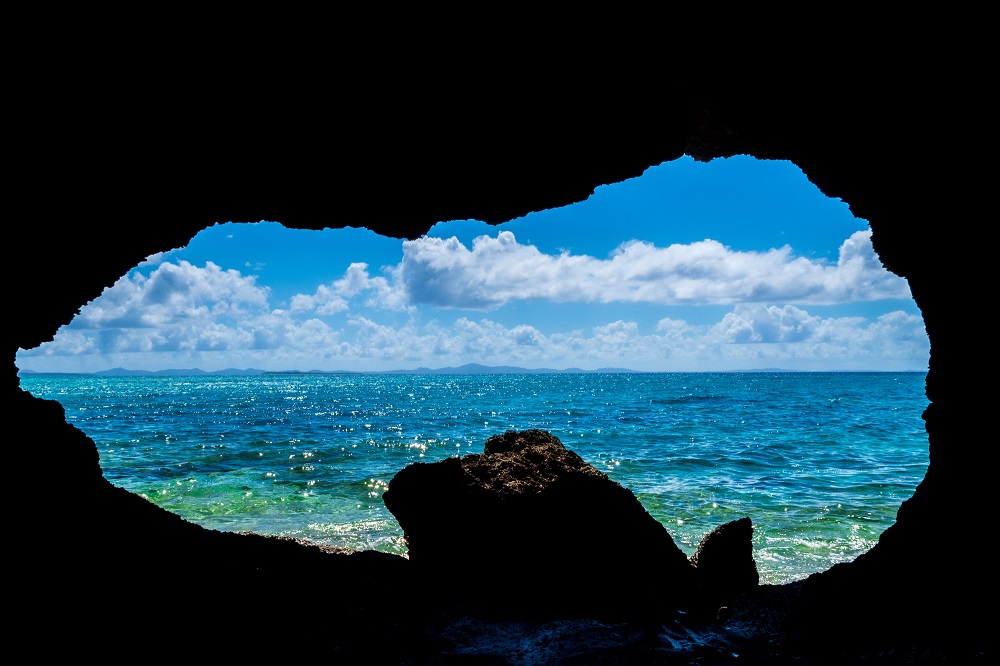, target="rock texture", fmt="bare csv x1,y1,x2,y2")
384,429,699,616
690,516,759,609
6,32,995,664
